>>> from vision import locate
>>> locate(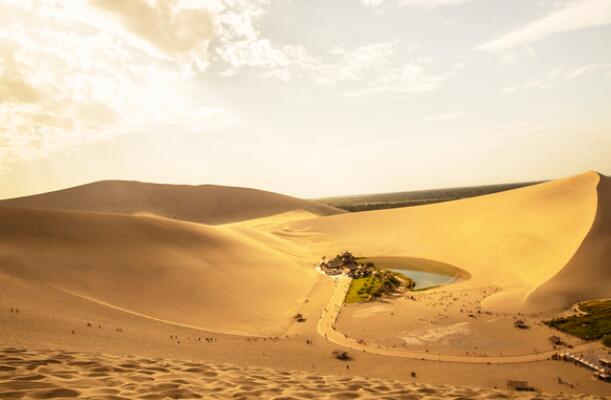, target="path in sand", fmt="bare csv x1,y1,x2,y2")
316,276,592,364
